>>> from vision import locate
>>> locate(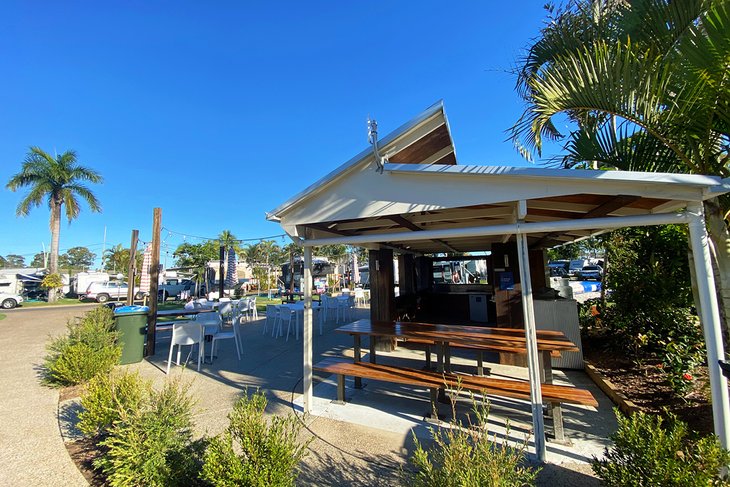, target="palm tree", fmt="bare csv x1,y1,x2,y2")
511,0,730,340
6,147,102,302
